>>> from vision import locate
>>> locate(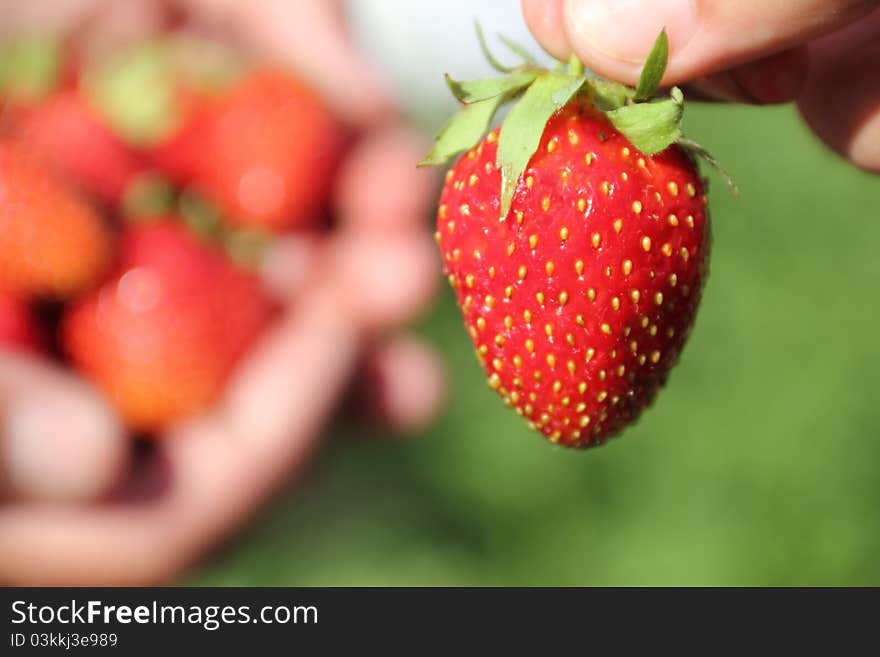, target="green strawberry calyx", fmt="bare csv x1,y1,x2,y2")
420,23,736,218
0,37,61,101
